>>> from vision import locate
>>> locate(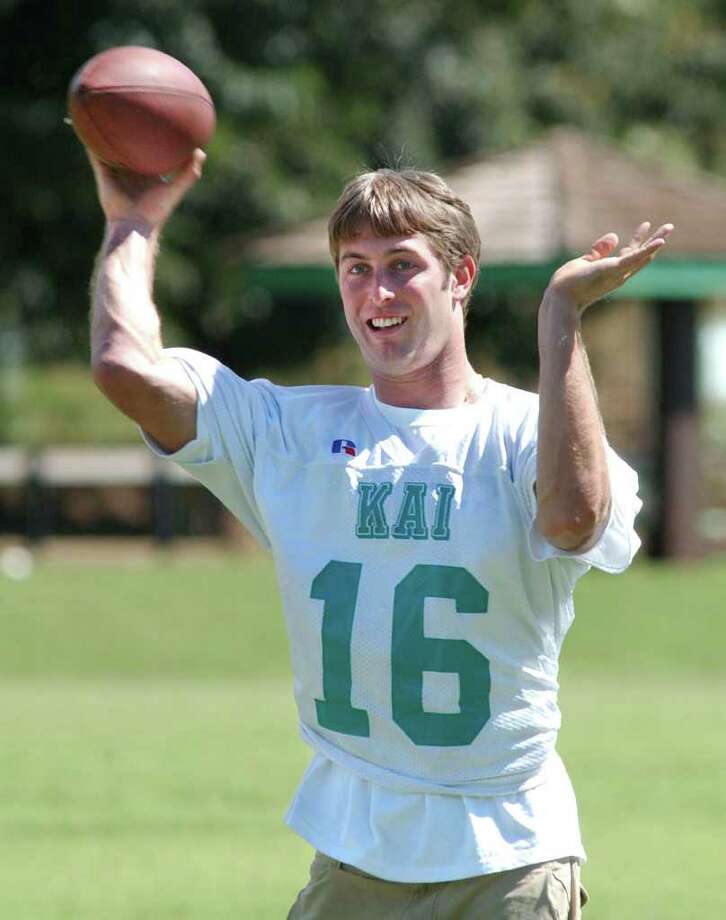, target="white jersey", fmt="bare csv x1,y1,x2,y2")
145,347,641,881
